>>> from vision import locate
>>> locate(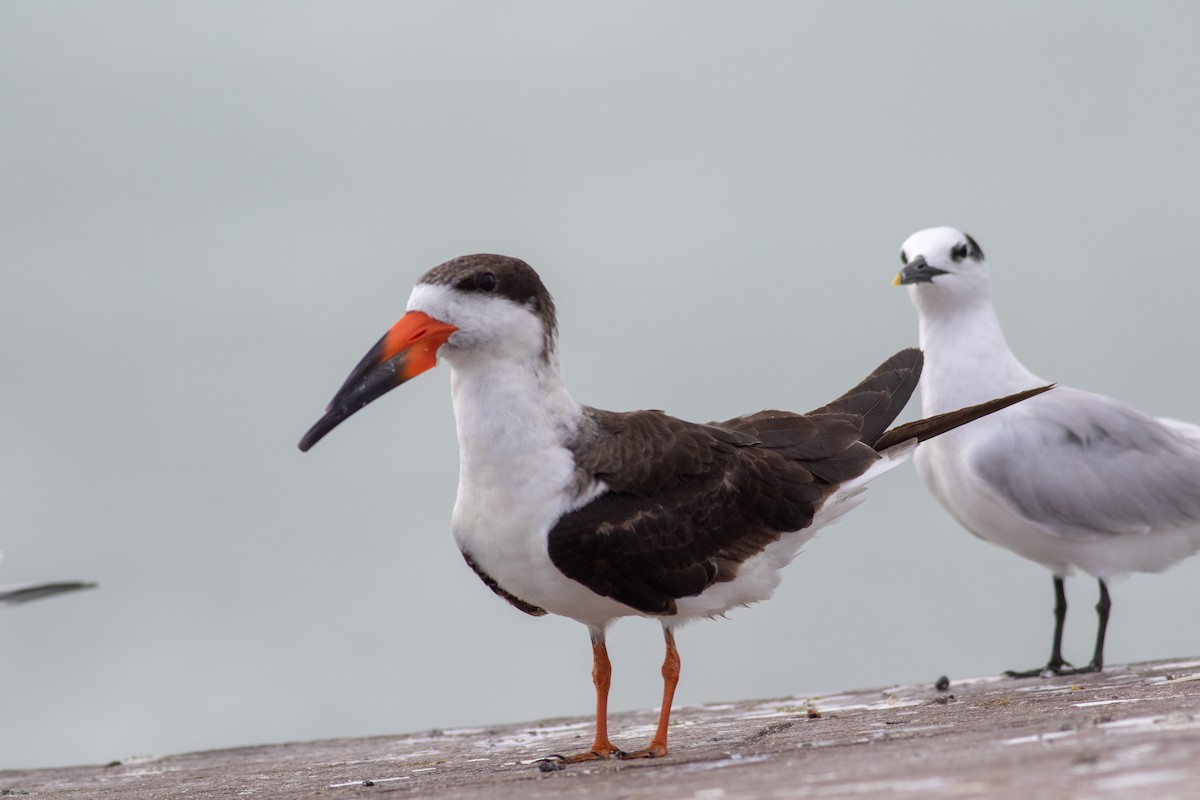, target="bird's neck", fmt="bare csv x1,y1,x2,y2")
447,348,582,490
916,294,1043,416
